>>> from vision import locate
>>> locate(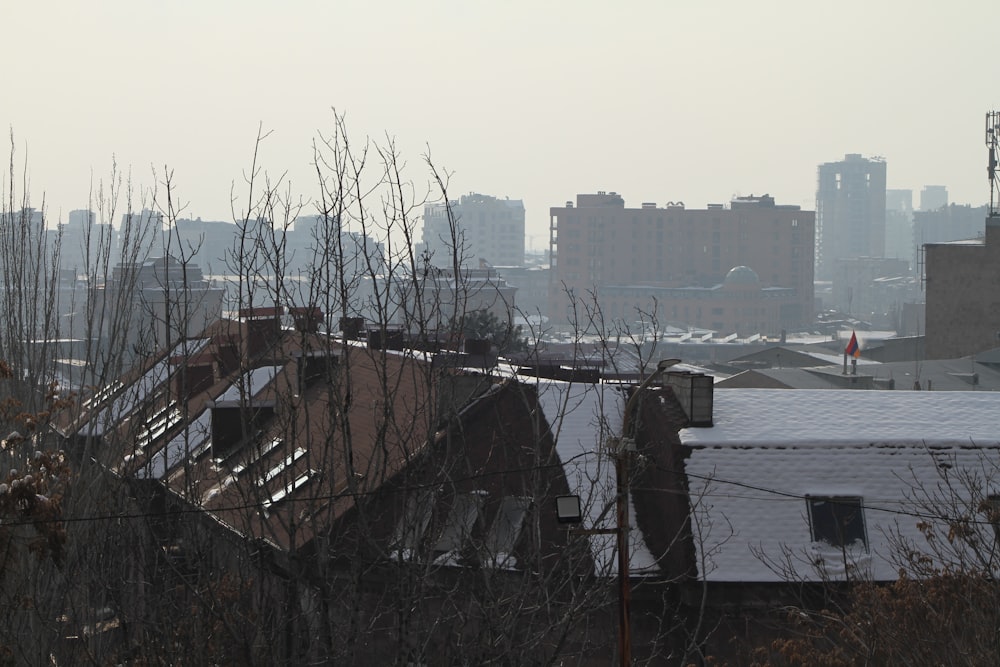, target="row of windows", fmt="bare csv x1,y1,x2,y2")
555,215,807,230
